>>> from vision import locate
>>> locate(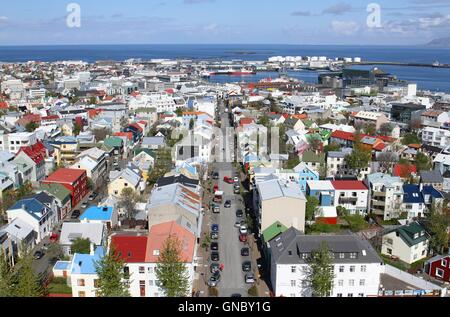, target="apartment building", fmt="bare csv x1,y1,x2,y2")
366,173,404,221
421,127,450,148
